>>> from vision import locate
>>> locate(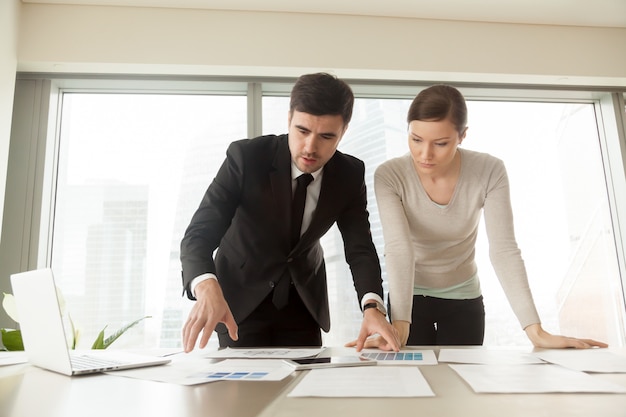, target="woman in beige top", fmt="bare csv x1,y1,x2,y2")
361,85,606,349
